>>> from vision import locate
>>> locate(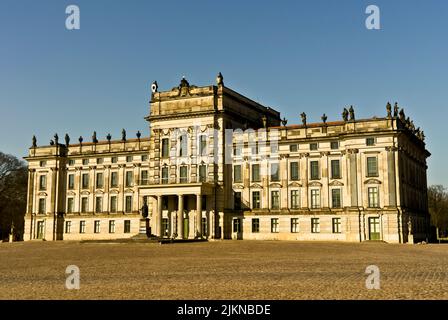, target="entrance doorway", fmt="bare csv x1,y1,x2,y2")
368,217,381,240
37,221,44,239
